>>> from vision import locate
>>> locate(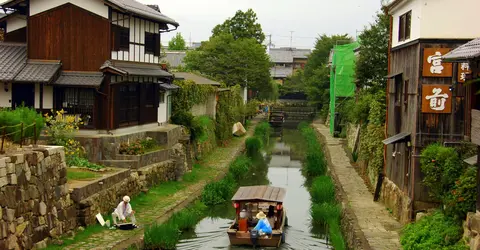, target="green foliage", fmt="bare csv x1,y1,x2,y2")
303,34,352,108
66,169,101,180
311,203,341,225
67,156,103,170
0,106,44,143
172,79,216,113
184,33,271,96
329,222,346,250
144,222,179,250
420,144,463,201
228,155,252,181
191,115,216,143
245,137,263,157
279,69,306,96
170,110,194,129
201,173,236,206
119,138,159,155
444,167,477,220
359,124,384,174
254,122,271,145
310,176,335,204
352,151,359,163
356,12,389,91
216,86,245,143
245,100,261,118
168,32,187,51
299,125,327,177
211,9,265,44
401,211,466,250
